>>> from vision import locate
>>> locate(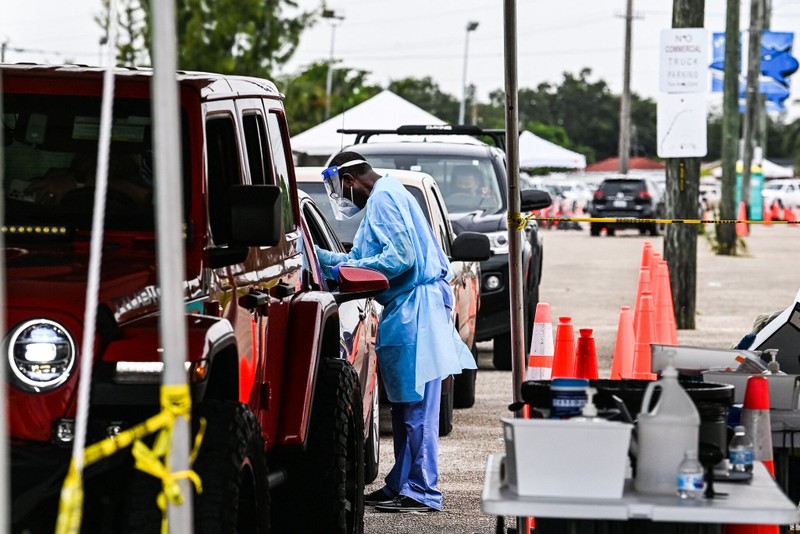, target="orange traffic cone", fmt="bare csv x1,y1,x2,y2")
632,291,657,380
526,303,554,381
771,201,781,221
736,201,749,237
610,306,635,380
633,268,652,338
784,206,797,226
574,328,599,380
551,316,576,379
724,376,779,534
655,261,678,346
